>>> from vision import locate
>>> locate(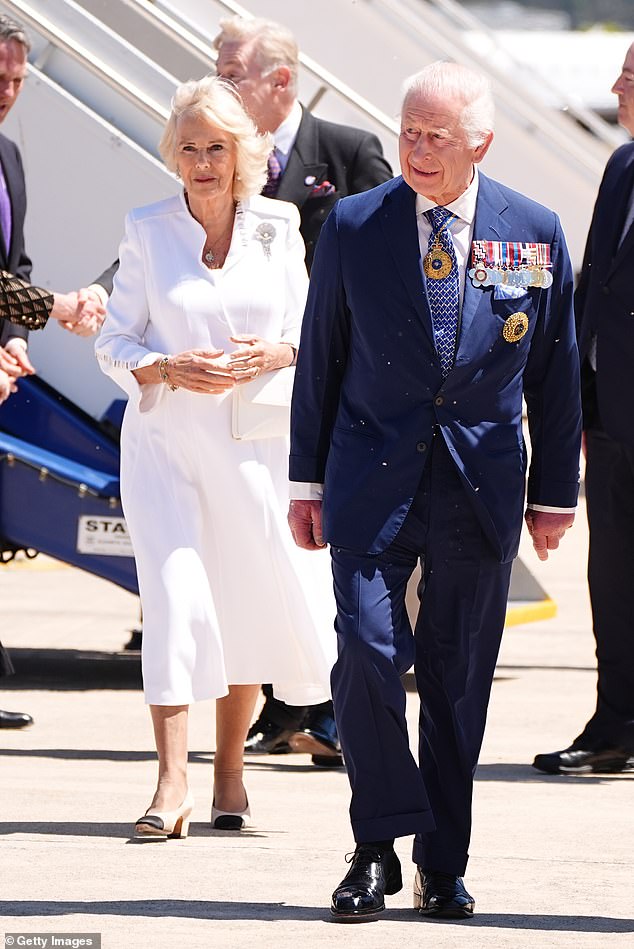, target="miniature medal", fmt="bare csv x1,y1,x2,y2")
502,311,529,342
